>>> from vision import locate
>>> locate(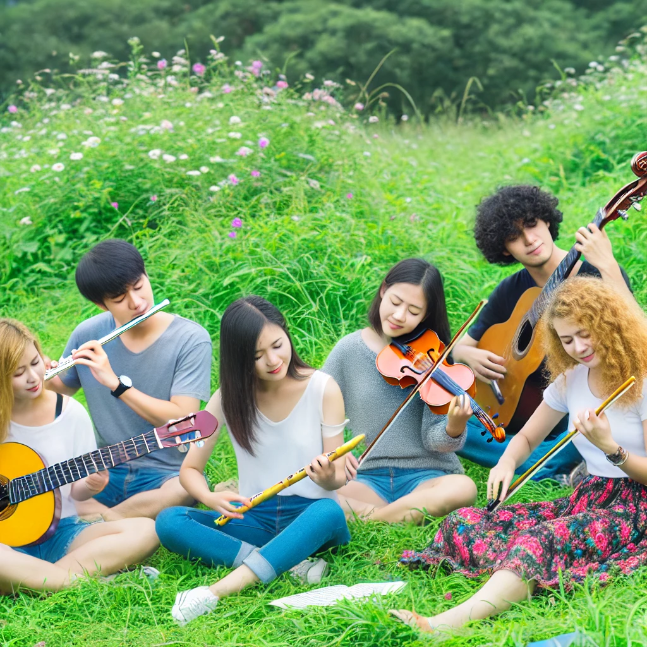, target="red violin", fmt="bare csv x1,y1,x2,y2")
377,328,506,443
